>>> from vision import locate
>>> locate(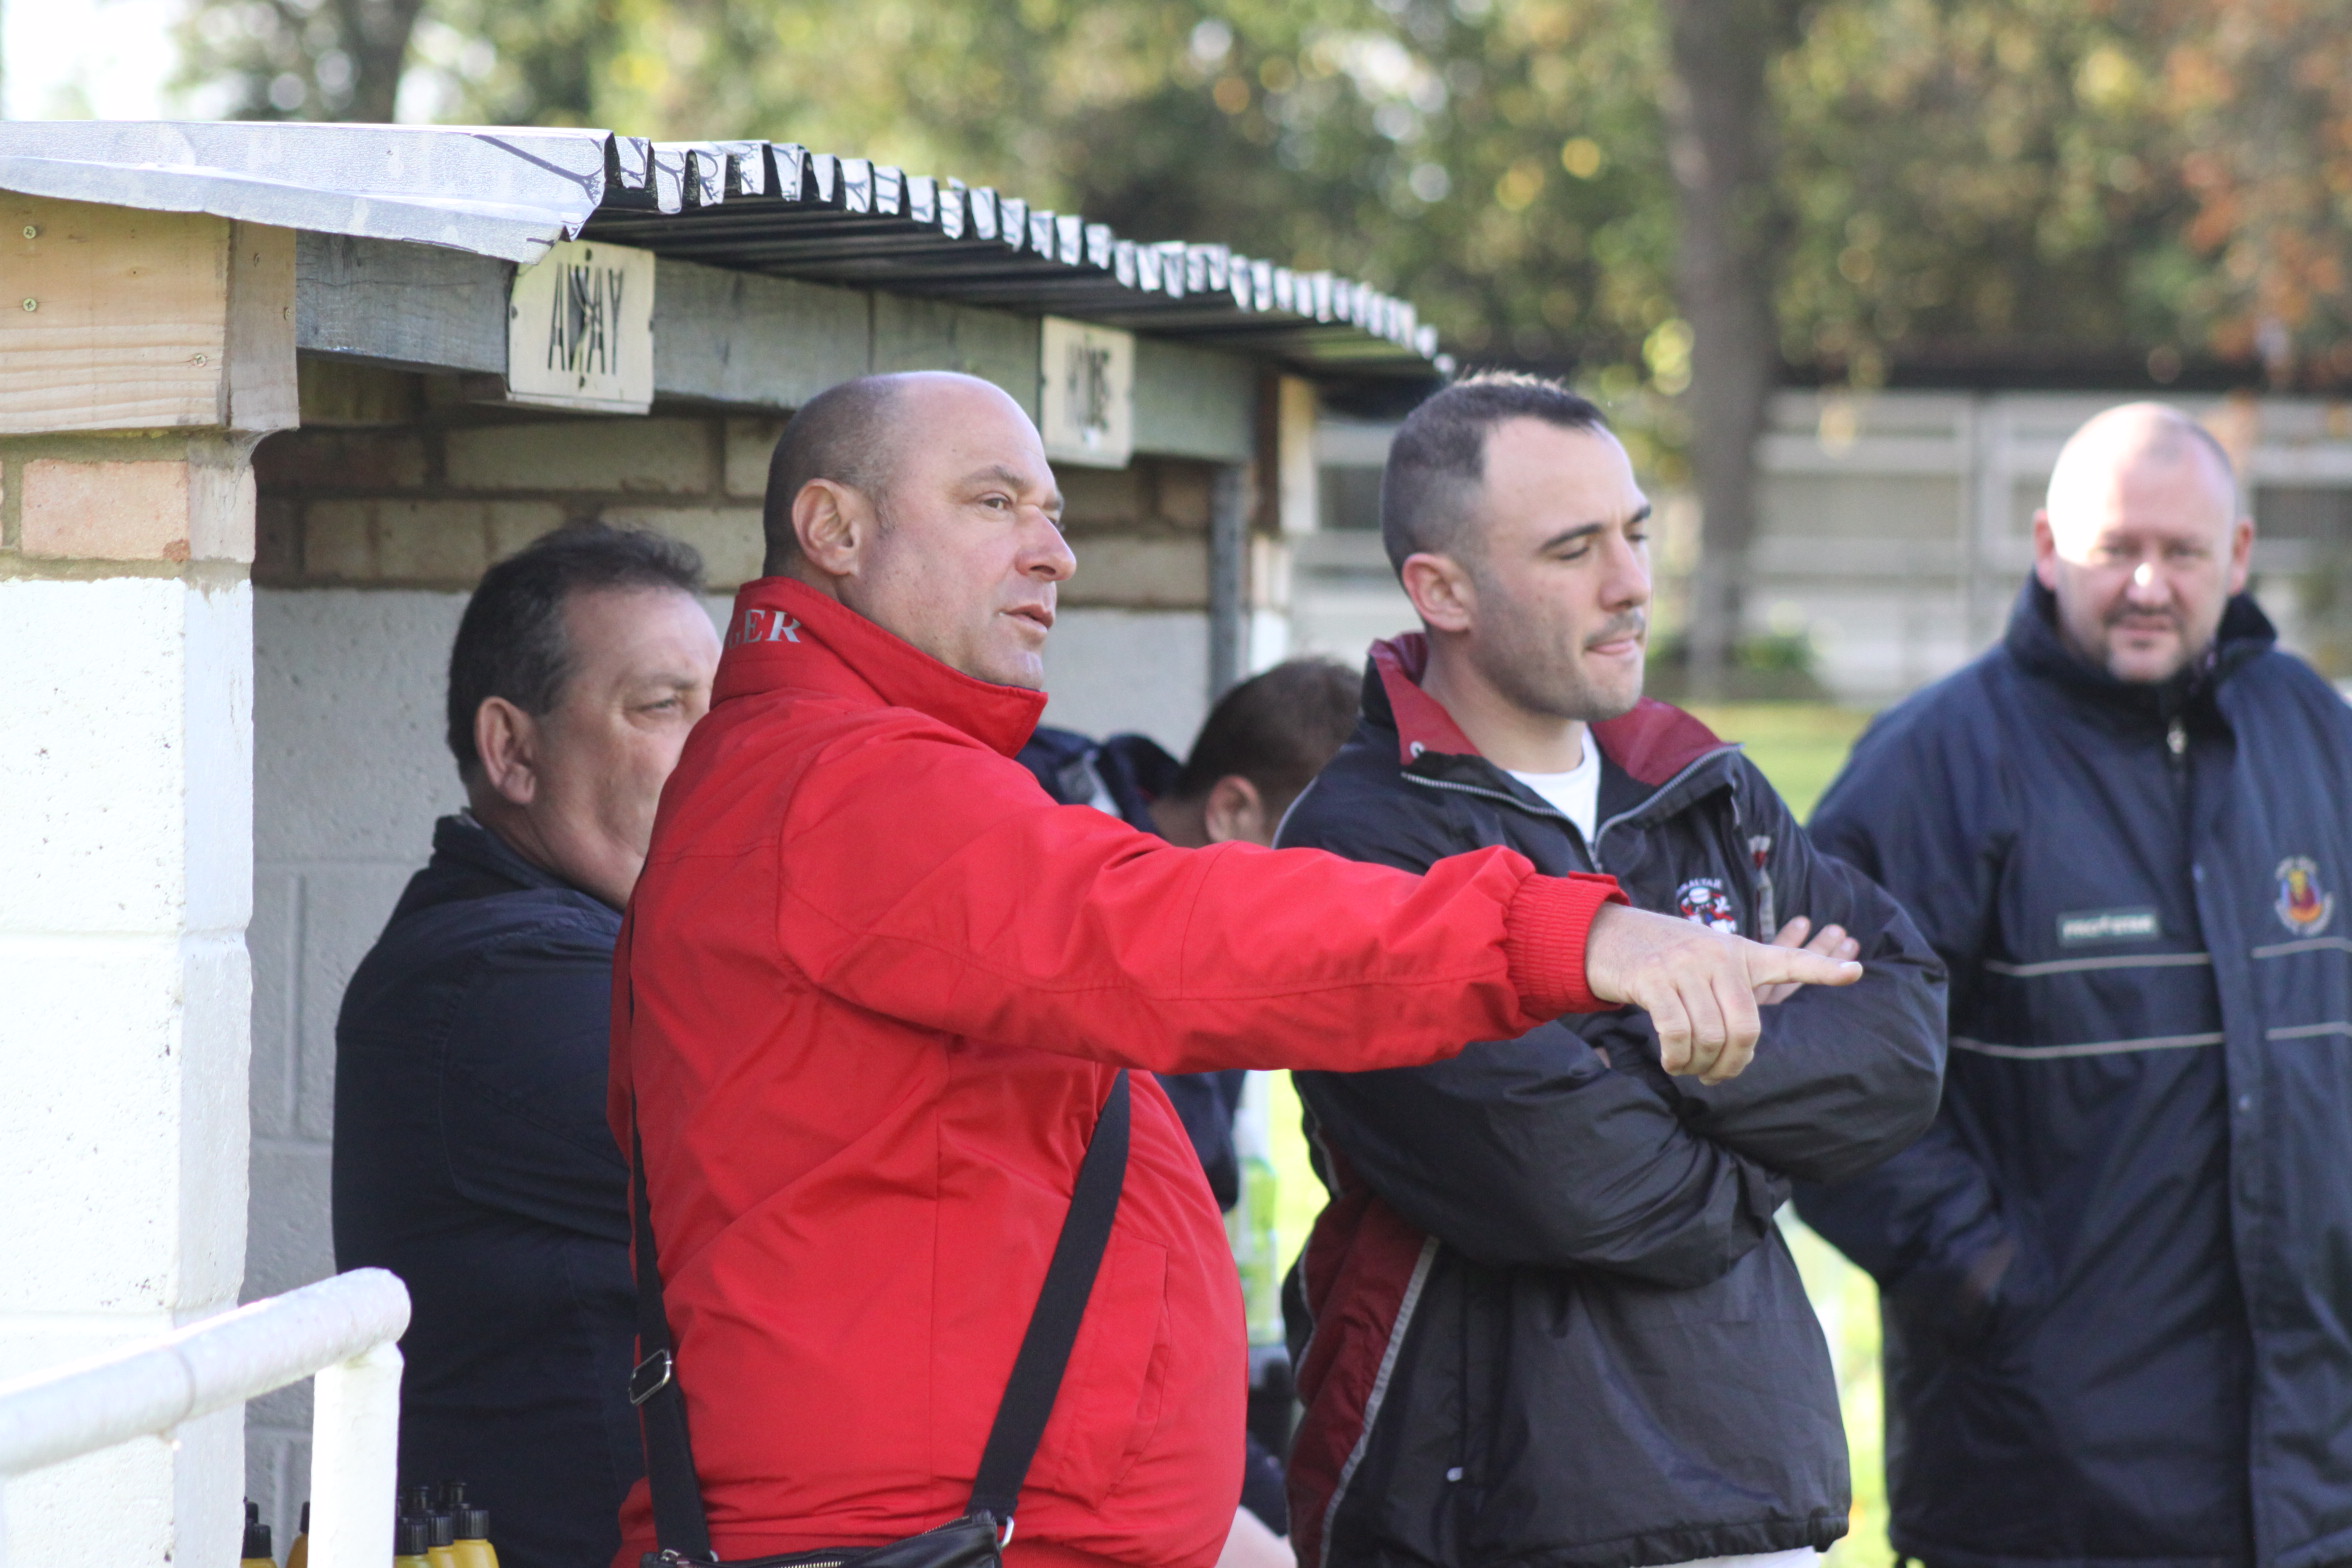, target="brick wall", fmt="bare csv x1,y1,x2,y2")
254,410,1223,612
255,415,777,590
